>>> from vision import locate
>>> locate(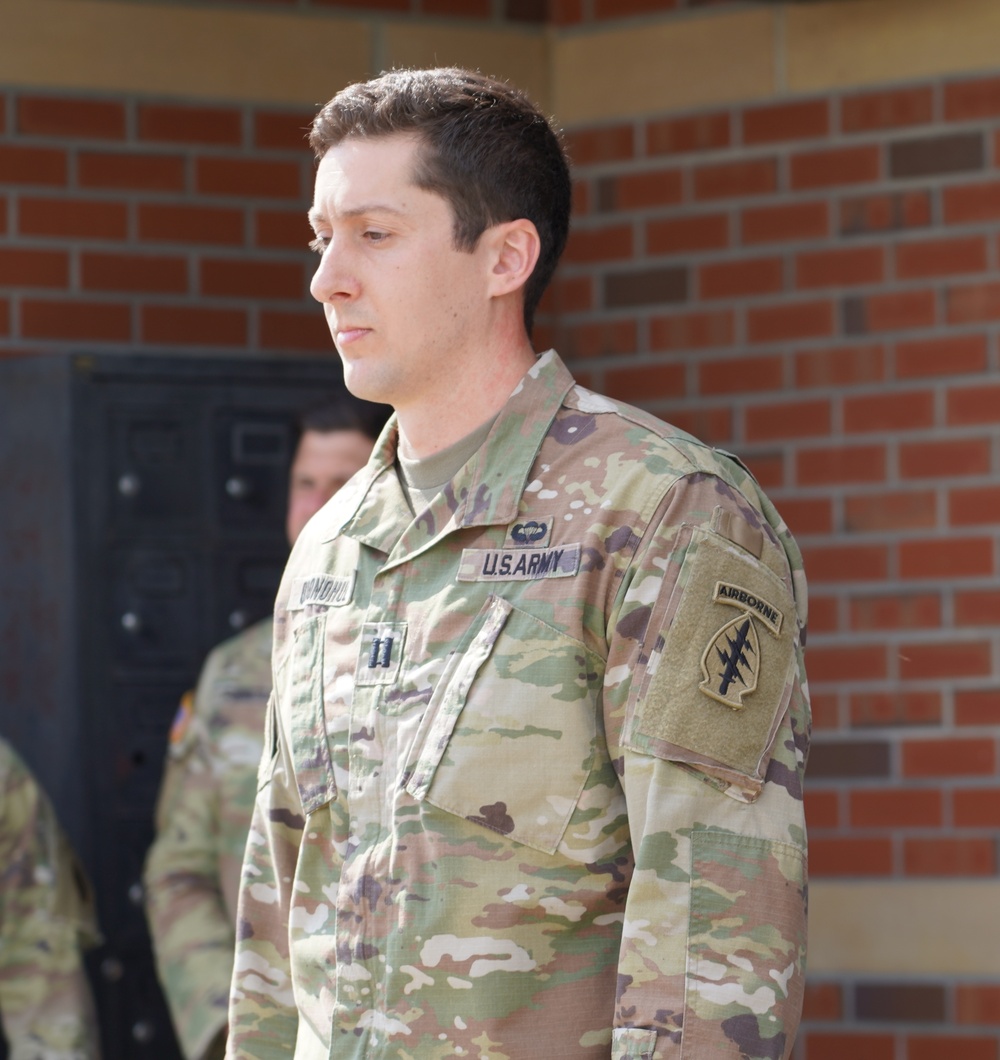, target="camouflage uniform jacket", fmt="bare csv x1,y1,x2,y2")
0,738,101,1060
145,618,273,1060
230,350,810,1060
